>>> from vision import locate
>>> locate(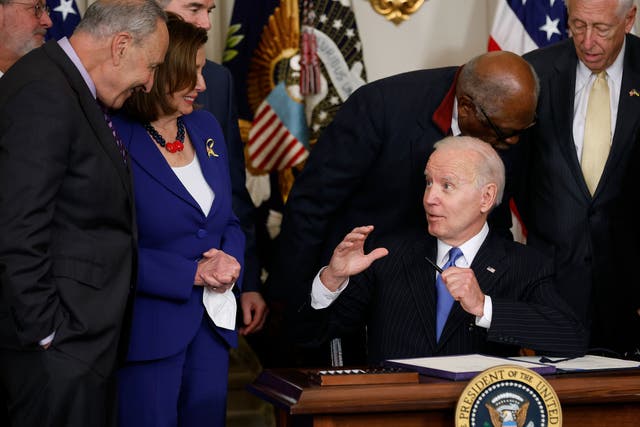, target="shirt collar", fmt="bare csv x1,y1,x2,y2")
451,96,461,136
58,37,97,99
576,37,625,89
436,222,489,267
